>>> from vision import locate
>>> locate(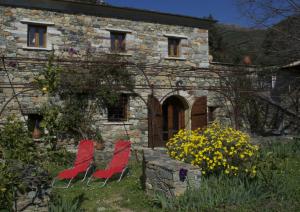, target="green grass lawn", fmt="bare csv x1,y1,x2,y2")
48,160,156,212
47,139,300,212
